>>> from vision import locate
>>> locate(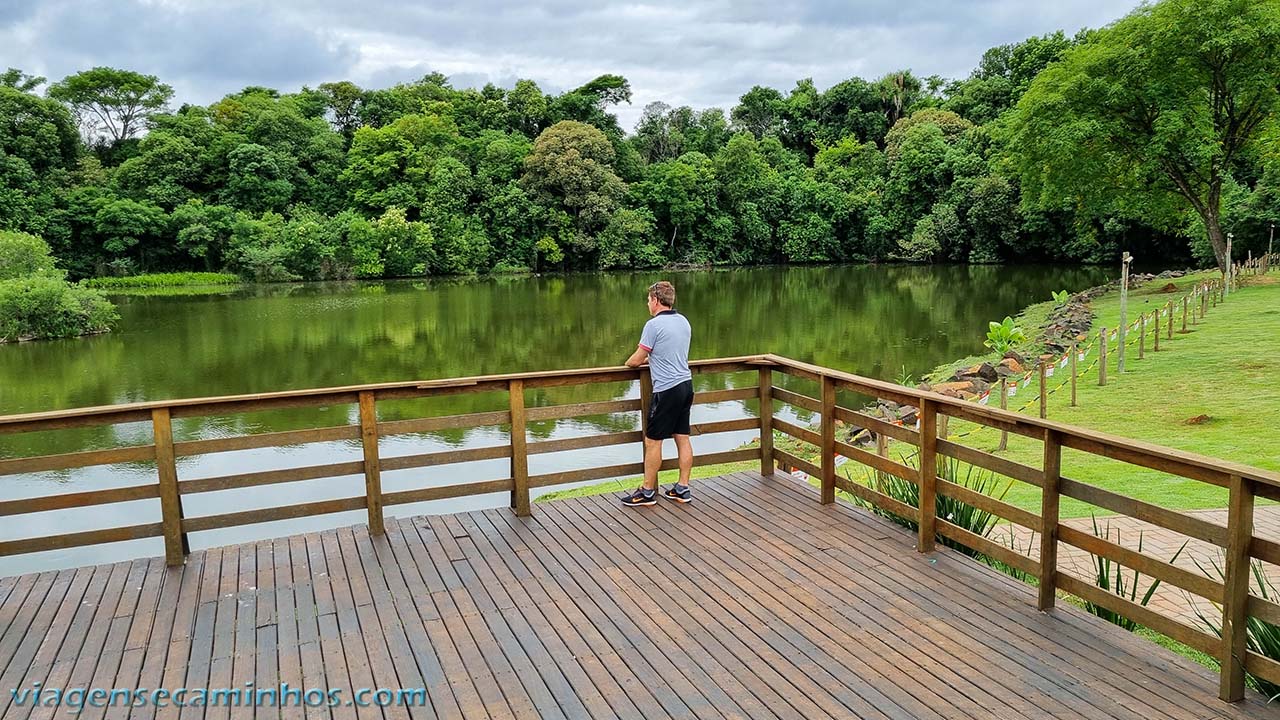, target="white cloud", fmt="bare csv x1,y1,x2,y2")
0,0,1139,131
